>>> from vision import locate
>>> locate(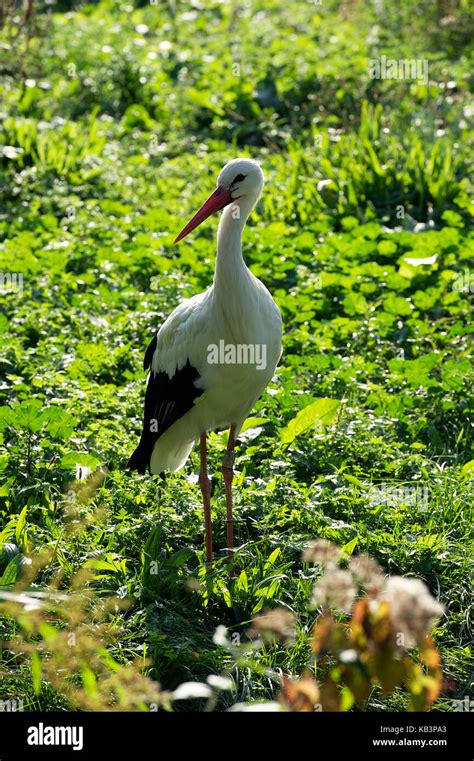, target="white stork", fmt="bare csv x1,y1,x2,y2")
128,158,282,564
